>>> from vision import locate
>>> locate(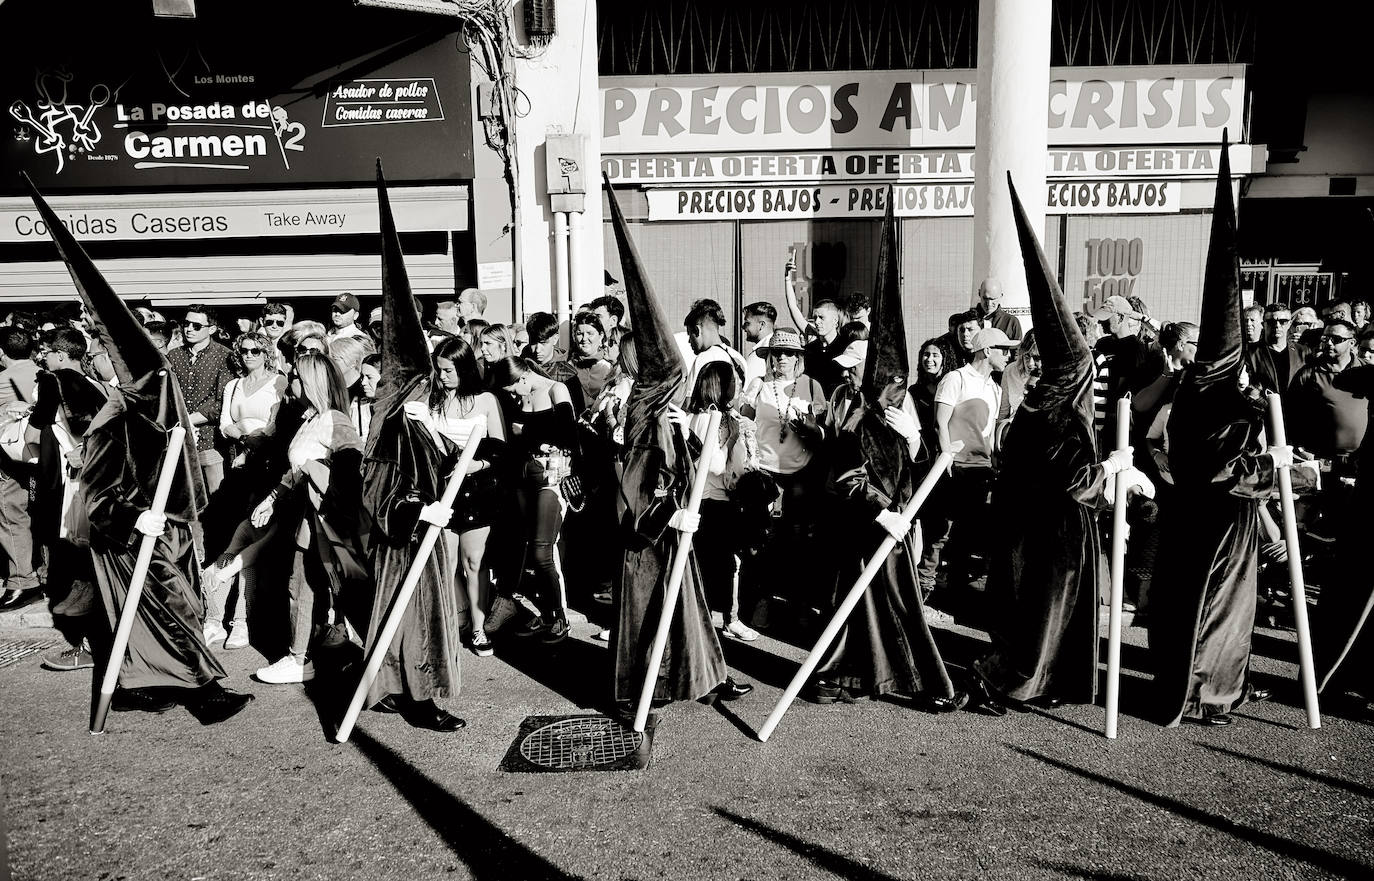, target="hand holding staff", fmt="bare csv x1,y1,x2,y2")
91,425,187,735
1105,394,1131,740
1265,392,1321,729
756,442,961,743
632,408,722,733
336,424,486,743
